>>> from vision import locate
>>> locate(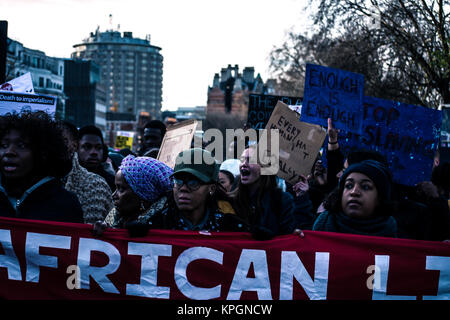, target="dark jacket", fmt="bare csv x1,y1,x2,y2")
392,184,450,241
0,177,84,223
242,188,298,239
312,210,398,238
142,196,248,232
285,183,316,230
